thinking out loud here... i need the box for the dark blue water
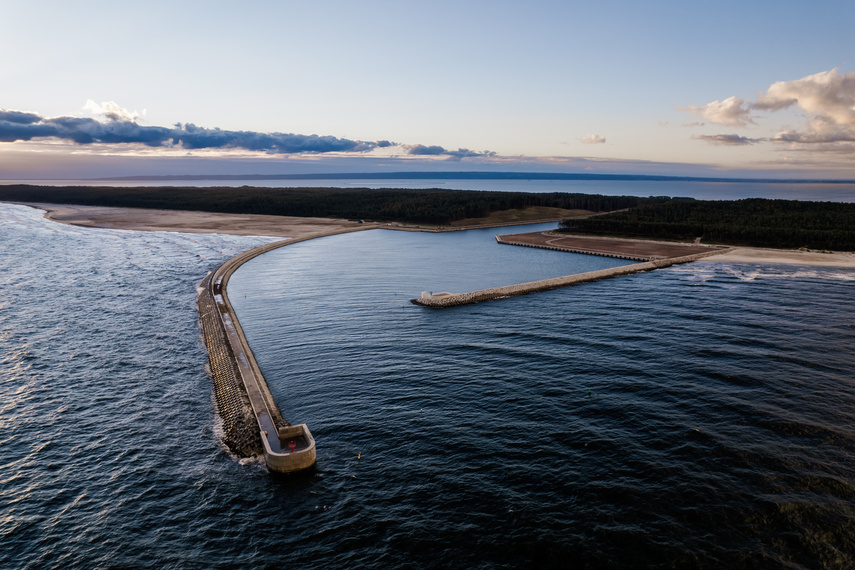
[227,229,855,568]
[2,202,854,568]
[0,204,278,568]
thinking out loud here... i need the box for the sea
[1,179,854,568]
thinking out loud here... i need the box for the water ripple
[2,203,854,568]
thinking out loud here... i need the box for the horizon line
[71,171,855,185]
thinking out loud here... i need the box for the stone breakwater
[495,234,651,261]
[198,272,264,456]
[198,226,374,466]
[412,248,733,308]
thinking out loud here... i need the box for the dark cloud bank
[0,109,484,159]
[402,144,495,160]
[0,109,377,153]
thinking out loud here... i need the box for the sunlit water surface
[1,202,854,568]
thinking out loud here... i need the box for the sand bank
[27,202,366,239]
[708,247,855,268]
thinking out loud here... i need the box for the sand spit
[709,247,855,268]
[29,202,367,238]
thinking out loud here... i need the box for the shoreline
[12,201,855,268]
[26,201,368,239]
[705,246,855,268]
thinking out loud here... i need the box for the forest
[560,198,855,250]
[0,185,663,225]
[4,185,852,250]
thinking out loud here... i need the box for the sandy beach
[708,247,855,268]
[27,202,369,240]
[17,202,855,268]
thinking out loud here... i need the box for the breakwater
[412,248,733,308]
[197,226,374,471]
[495,233,651,261]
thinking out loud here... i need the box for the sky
[1,0,854,180]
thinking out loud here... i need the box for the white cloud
[685,68,855,151]
[580,134,606,144]
[83,100,143,123]
[682,96,754,127]
[754,68,855,146]
[755,67,855,128]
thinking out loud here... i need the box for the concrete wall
[198,226,374,471]
[495,234,652,261]
[412,248,732,308]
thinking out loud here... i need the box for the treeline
[0,185,665,224]
[560,198,855,250]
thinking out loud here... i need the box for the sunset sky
[2,0,854,179]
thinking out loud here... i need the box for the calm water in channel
[1,198,854,568]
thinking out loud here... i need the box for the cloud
[84,100,143,122]
[771,125,855,144]
[402,143,494,159]
[755,68,855,125]
[681,121,705,128]
[681,96,754,127]
[0,105,499,161]
[0,110,42,124]
[691,133,763,146]
[684,68,855,148]
[580,134,606,144]
[0,105,504,162]
[403,144,446,155]
[755,68,855,145]
[175,123,378,153]
[0,106,384,154]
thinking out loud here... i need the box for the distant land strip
[92,171,855,185]
[3,185,854,250]
[0,185,661,225]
